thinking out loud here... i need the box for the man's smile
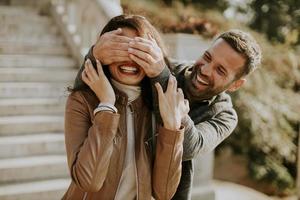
[196,73,209,85]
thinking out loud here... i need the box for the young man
[92,28,262,199]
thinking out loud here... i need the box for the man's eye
[217,67,225,76]
[203,54,210,61]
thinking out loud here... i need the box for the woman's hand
[128,35,166,78]
[82,59,115,104]
[155,76,190,131]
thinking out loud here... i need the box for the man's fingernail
[128,48,133,52]
[129,41,134,45]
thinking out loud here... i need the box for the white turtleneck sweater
[111,79,141,200]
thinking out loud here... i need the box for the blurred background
[0,0,299,199]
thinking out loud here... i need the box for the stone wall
[163,33,215,200]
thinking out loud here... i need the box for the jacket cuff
[150,66,171,84]
[157,126,184,145]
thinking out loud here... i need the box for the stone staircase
[0,5,76,200]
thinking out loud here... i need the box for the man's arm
[181,108,237,160]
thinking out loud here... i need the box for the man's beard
[185,66,229,102]
[185,67,215,101]
[185,77,215,101]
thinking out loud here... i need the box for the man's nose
[201,63,212,76]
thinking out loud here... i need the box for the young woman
[62,15,189,200]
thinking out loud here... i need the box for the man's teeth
[196,74,209,85]
[120,66,138,72]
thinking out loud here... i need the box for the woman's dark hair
[70,14,170,110]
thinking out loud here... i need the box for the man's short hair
[217,29,262,78]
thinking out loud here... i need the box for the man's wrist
[150,65,171,83]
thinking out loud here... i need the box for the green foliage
[227,56,300,194]
[161,0,300,44]
[248,0,300,45]
[160,0,228,11]
[122,0,223,38]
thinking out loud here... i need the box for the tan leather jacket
[62,88,184,200]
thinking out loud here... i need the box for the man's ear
[227,78,246,92]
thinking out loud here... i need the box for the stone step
[0,133,65,158]
[0,14,52,25]
[0,23,59,37]
[0,6,39,17]
[0,14,58,35]
[0,55,76,68]
[192,184,215,200]
[0,178,70,200]
[0,42,69,55]
[0,115,64,136]
[0,67,77,82]
[0,34,64,45]
[0,82,70,98]
[0,155,69,184]
[0,98,65,116]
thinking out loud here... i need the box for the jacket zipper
[82,192,87,200]
[134,156,139,200]
[114,105,129,200]
[129,103,139,200]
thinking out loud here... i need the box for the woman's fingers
[177,88,184,102]
[184,99,190,113]
[85,59,99,81]
[155,82,164,99]
[81,70,91,85]
[166,76,174,94]
[173,76,177,93]
[96,59,104,75]
[167,75,177,94]
[84,60,93,80]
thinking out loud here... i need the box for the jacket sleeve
[150,66,172,125]
[64,92,120,192]
[152,126,184,200]
[181,108,238,161]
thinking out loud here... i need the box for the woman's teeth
[120,66,138,73]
